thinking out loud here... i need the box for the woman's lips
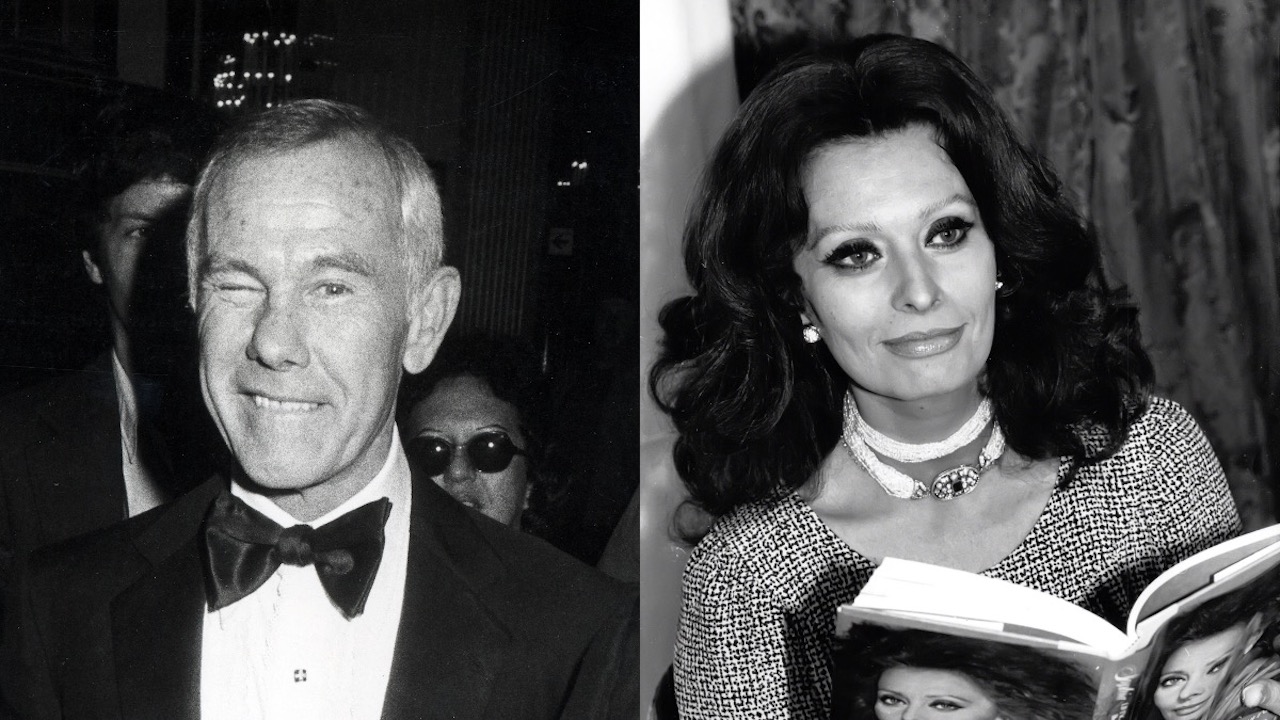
[882,326,964,358]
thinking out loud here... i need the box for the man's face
[195,139,452,515]
[83,176,192,372]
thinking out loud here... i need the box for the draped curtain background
[640,0,1279,713]
[731,0,1280,528]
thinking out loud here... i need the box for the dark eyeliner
[823,239,878,267]
[929,216,974,245]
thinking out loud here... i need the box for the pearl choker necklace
[841,391,1006,500]
[849,396,994,462]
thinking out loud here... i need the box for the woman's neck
[848,383,984,444]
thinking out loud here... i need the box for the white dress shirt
[200,432,412,720]
[110,350,169,516]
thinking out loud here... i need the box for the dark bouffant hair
[649,33,1152,533]
[399,331,548,444]
[831,625,1097,720]
[398,331,563,535]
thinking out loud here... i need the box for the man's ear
[403,265,461,374]
[81,250,104,285]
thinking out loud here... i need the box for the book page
[831,610,1117,720]
[1129,523,1280,633]
[852,557,1130,653]
[1116,547,1280,720]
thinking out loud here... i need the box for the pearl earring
[995,280,1005,291]
[802,324,821,344]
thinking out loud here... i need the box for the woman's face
[874,667,1001,720]
[1154,624,1249,720]
[406,374,530,527]
[792,124,997,407]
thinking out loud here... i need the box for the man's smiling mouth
[249,394,322,413]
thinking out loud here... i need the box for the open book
[832,524,1280,720]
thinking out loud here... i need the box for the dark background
[0,0,639,564]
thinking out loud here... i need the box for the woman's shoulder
[1069,394,1238,528]
[1083,395,1213,473]
[683,491,848,590]
[686,493,811,567]
[1128,395,1205,442]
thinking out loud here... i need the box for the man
[2,100,637,719]
[0,92,219,583]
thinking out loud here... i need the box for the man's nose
[247,295,310,370]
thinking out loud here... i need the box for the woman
[649,34,1241,718]
[1152,622,1258,720]
[1136,575,1280,720]
[830,626,1096,720]
[399,333,555,532]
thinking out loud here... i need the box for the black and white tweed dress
[673,397,1242,720]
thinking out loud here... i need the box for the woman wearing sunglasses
[399,333,546,530]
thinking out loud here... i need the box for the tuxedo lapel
[111,477,221,720]
[381,477,510,720]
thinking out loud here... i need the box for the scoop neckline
[789,457,1071,577]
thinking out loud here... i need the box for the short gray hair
[185,99,443,306]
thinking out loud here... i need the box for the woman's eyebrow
[806,192,975,248]
[916,192,976,220]
[808,219,884,248]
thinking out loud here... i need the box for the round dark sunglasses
[407,431,527,476]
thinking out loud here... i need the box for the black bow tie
[201,490,392,619]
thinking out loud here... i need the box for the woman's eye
[928,218,974,247]
[823,241,880,270]
[319,282,352,297]
[930,700,962,711]
[876,694,903,707]
[1159,674,1184,689]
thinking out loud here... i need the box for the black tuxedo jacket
[0,357,133,571]
[1,471,638,719]
[0,355,215,581]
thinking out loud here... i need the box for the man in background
[0,91,220,587]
